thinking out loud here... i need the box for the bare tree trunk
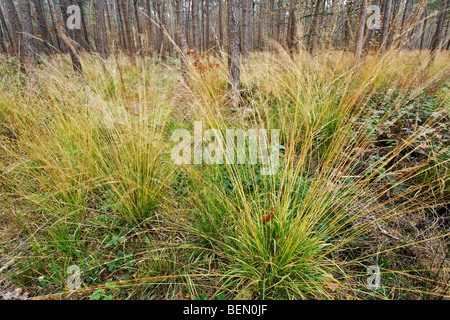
[444,19,450,50]
[307,0,323,54]
[257,0,264,50]
[47,0,63,52]
[160,0,168,60]
[429,0,448,64]
[242,0,252,63]
[0,16,8,54]
[192,0,199,51]
[59,0,83,74]
[176,0,189,82]
[93,0,108,58]
[218,0,223,49]
[154,0,164,60]
[354,0,368,68]
[186,0,191,47]
[1,0,22,53]
[146,0,154,57]
[287,0,297,55]
[31,0,52,55]
[228,0,241,107]
[0,5,13,55]
[381,0,392,53]
[121,0,136,58]
[419,4,428,51]
[133,0,143,55]
[400,0,411,36]
[18,0,37,87]
[115,0,126,52]
[75,0,91,52]
[275,0,282,43]
[200,0,203,50]
[205,0,210,50]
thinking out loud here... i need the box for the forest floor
[0,49,449,300]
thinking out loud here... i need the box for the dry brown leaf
[262,208,275,224]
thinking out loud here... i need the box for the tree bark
[354,0,368,68]
[47,0,64,52]
[419,4,428,51]
[192,0,199,51]
[228,0,241,107]
[257,0,264,50]
[381,0,392,53]
[1,0,22,53]
[307,0,323,54]
[176,0,189,82]
[242,0,252,63]
[145,0,154,57]
[32,0,53,54]
[77,0,91,51]
[429,0,448,64]
[18,0,37,84]
[0,5,13,55]
[59,0,83,74]
[121,0,136,58]
[218,0,223,49]
[93,0,108,58]
[205,0,210,50]
[133,0,143,55]
[115,0,126,52]
[287,0,297,55]
[400,0,411,36]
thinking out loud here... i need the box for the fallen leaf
[262,208,275,224]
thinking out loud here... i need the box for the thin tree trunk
[0,5,13,55]
[115,0,126,52]
[420,4,428,51]
[218,0,223,49]
[76,0,92,52]
[1,0,22,53]
[354,0,368,68]
[257,0,264,50]
[121,0,136,58]
[133,0,143,55]
[381,0,392,53]
[47,0,63,52]
[32,0,53,54]
[307,0,323,54]
[186,0,191,47]
[429,0,448,64]
[276,0,282,43]
[160,0,168,60]
[18,0,37,86]
[176,0,189,82]
[242,0,252,63]
[400,0,411,36]
[205,0,210,50]
[228,0,241,107]
[59,0,83,74]
[154,0,164,59]
[287,0,297,55]
[0,20,7,54]
[192,0,199,51]
[93,0,108,58]
[146,0,154,57]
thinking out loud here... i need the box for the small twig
[369,215,402,242]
